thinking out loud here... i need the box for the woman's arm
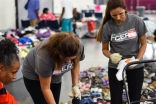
[39,76,56,104]
[102,41,111,58]
[59,8,65,24]
[137,34,147,60]
[71,62,80,85]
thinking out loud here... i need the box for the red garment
[87,21,95,33]
[0,82,18,104]
[6,34,18,44]
[40,13,56,21]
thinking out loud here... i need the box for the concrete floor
[4,13,156,104]
[144,14,156,23]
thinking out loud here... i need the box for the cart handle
[122,59,156,104]
[131,98,156,104]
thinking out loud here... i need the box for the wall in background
[0,0,16,29]
[53,0,94,14]
[17,0,53,29]
[125,0,156,11]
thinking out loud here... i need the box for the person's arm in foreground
[39,76,56,104]
[136,35,147,60]
[102,41,112,58]
[71,62,80,85]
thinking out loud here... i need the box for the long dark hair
[96,0,127,42]
[40,32,81,69]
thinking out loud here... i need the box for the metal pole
[15,0,19,29]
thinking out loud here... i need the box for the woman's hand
[70,62,81,99]
[69,85,81,99]
[110,53,122,64]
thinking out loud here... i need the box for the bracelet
[72,84,79,87]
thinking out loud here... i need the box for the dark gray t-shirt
[101,14,147,68]
[22,38,85,83]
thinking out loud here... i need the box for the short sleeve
[34,0,40,10]
[101,23,111,42]
[35,55,54,78]
[80,43,85,61]
[137,17,148,37]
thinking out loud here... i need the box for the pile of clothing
[0,27,58,59]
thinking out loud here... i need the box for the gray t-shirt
[101,14,147,68]
[22,38,85,83]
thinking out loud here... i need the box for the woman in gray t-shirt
[96,0,147,103]
[22,32,85,104]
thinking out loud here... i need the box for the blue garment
[61,18,72,32]
[27,0,40,20]
[19,37,33,44]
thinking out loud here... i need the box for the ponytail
[96,5,112,42]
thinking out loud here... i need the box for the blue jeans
[61,18,72,32]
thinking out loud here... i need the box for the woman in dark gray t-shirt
[96,0,147,103]
[22,32,85,104]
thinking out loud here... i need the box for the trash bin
[136,6,146,17]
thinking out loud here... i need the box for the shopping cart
[122,60,156,104]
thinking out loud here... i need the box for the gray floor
[4,13,156,104]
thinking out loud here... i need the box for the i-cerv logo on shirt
[111,29,137,42]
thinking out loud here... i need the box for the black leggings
[108,67,144,104]
[23,77,61,104]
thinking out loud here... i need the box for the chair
[89,10,95,14]
[85,13,92,17]
[47,20,59,30]
[95,13,103,19]
[21,20,30,28]
[38,20,47,29]
[81,10,87,13]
